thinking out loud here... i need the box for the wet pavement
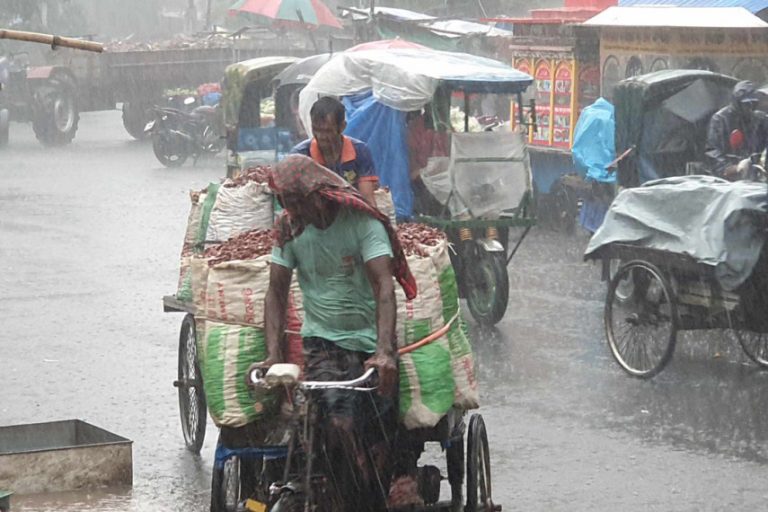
[3,110,768,511]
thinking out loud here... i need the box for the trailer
[0,30,324,146]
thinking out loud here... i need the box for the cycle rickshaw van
[222,56,298,179]
[594,70,739,285]
[584,175,768,378]
[298,47,536,326]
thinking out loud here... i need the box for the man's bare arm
[264,263,293,364]
[364,255,397,396]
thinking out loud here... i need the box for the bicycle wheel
[605,261,678,378]
[466,414,493,512]
[211,453,240,512]
[736,329,768,367]
[446,431,465,512]
[177,314,206,453]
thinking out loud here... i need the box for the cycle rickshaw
[297,47,536,326]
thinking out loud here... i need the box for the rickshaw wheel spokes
[605,261,678,378]
[466,414,493,512]
[736,329,768,368]
[178,314,207,453]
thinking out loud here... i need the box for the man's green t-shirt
[271,208,393,353]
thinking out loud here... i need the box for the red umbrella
[229,0,342,29]
[346,39,430,52]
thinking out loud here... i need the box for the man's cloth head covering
[733,80,759,104]
[269,154,417,300]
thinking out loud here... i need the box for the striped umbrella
[229,0,343,29]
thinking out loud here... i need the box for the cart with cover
[298,48,536,326]
[585,175,768,378]
[601,70,739,287]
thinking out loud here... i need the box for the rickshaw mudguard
[476,238,504,252]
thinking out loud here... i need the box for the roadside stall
[299,47,535,325]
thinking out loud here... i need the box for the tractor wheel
[32,76,79,146]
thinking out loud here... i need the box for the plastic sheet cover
[449,132,531,219]
[342,92,413,219]
[298,48,532,135]
[572,98,616,183]
[585,176,768,290]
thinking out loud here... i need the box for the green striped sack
[178,184,220,302]
[396,253,456,429]
[196,320,278,428]
[428,240,479,410]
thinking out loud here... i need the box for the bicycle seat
[265,363,301,386]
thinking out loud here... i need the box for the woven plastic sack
[202,257,271,326]
[428,240,479,410]
[196,320,278,428]
[374,188,397,225]
[177,190,210,302]
[206,182,273,242]
[396,253,455,429]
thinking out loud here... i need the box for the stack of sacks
[191,228,304,428]
[176,166,273,303]
[396,223,479,429]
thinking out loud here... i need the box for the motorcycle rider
[705,80,768,180]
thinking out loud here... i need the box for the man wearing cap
[706,80,768,180]
[291,96,379,204]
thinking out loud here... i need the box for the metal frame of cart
[589,243,768,378]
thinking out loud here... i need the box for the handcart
[589,241,768,379]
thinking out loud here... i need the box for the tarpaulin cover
[342,91,413,218]
[298,48,533,135]
[585,175,768,290]
[572,98,616,183]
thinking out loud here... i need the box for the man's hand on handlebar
[365,349,397,398]
[245,356,281,386]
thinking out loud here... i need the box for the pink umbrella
[346,39,430,52]
[229,0,342,29]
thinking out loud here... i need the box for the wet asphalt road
[3,110,768,511]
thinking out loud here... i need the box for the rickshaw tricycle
[297,47,537,326]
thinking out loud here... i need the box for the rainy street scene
[3,0,768,511]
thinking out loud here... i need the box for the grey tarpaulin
[584,175,768,290]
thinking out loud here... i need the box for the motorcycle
[144,96,224,167]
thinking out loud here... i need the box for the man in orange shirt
[290,96,378,204]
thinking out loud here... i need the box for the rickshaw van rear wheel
[605,261,678,378]
[466,414,493,512]
[465,247,509,326]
